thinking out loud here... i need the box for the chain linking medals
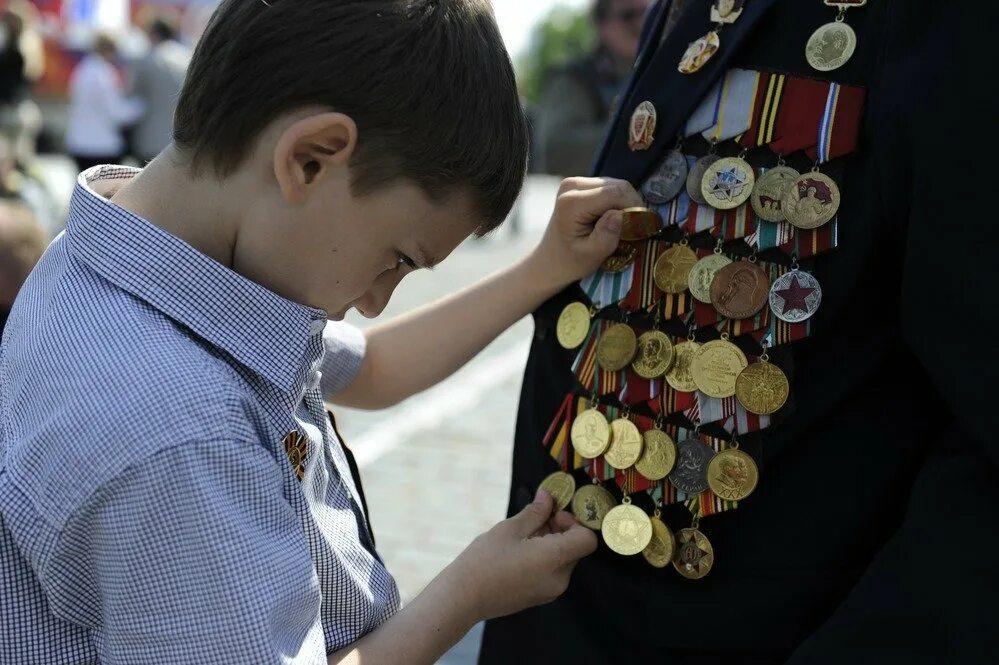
[806,0,867,72]
[556,302,593,350]
[602,496,653,555]
[679,0,744,74]
[572,481,617,530]
[539,471,576,510]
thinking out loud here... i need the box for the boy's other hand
[446,490,598,622]
[527,177,644,289]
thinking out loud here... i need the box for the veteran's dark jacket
[480,1,996,663]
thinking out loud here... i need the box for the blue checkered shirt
[0,167,400,663]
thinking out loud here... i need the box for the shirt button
[309,319,327,336]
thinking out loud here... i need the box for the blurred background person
[533,0,649,176]
[0,0,44,166]
[128,15,190,164]
[0,198,46,333]
[64,32,143,172]
[0,133,59,236]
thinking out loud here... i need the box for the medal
[669,438,714,494]
[628,101,657,151]
[710,0,744,24]
[620,207,663,242]
[601,496,653,555]
[701,155,755,210]
[709,259,771,320]
[556,302,592,350]
[571,481,617,530]
[642,509,676,568]
[673,524,715,579]
[679,30,720,74]
[600,243,638,273]
[570,407,611,459]
[686,154,720,205]
[769,268,822,322]
[635,426,677,481]
[641,149,688,204]
[605,416,644,470]
[538,471,576,511]
[806,1,866,72]
[688,246,733,304]
[665,339,700,392]
[782,170,840,229]
[736,353,790,415]
[691,337,748,398]
[751,165,800,222]
[707,447,759,501]
[596,323,638,372]
[631,330,675,380]
[654,242,698,294]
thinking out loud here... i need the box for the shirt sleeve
[319,321,367,397]
[41,440,327,665]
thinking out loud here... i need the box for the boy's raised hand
[528,177,645,289]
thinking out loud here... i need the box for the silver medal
[686,154,720,206]
[769,269,823,323]
[668,438,714,495]
[641,149,689,204]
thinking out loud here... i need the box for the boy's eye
[397,253,418,270]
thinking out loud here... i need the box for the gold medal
[701,156,755,210]
[782,170,840,229]
[556,302,591,350]
[571,482,617,530]
[678,30,720,74]
[605,417,644,470]
[751,165,800,222]
[673,526,714,579]
[601,497,653,556]
[628,101,657,151]
[642,510,676,568]
[709,259,771,320]
[634,427,677,481]
[710,0,744,23]
[570,408,611,459]
[806,0,865,73]
[620,207,663,242]
[688,252,732,304]
[631,330,675,379]
[596,323,637,372]
[600,243,638,273]
[654,243,698,294]
[691,338,748,398]
[538,471,576,511]
[665,340,700,392]
[707,447,758,501]
[735,359,789,415]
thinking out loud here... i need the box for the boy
[0,0,643,662]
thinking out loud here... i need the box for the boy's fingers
[557,176,610,195]
[587,210,623,255]
[544,523,598,566]
[548,510,580,534]
[559,182,644,226]
[508,490,556,538]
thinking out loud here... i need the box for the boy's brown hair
[173,0,528,232]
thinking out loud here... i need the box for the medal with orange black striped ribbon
[571,320,627,398]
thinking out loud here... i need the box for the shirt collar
[66,166,328,398]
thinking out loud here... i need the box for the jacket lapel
[595,0,781,184]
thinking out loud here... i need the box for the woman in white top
[64,34,144,173]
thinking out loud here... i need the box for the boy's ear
[273,112,358,204]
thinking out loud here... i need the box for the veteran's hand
[445,490,597,622]
[526,176,644,289]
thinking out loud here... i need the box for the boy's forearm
[330,251,564,409]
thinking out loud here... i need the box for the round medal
[673,527,714,579]
[628,101,657,151]
[620,207,663,242]
[691,339,748,398]
[709,260,770,320]
[707,448,759,501]
[641,150,688,204]
[665,340,700,392]
[736,360,789,415]
[654,244,698,294]
[571,483,617,530]
[701,156,755,210]
[642,515,676,568]
[782,171,840,229]
[538,471,576,511]
[635,428,677,481]
[600,243,638,273]
[570,408,611,459]
[769,269,822,323]
[596,323,638,372]
[678,30,720,74]
[601,501,653,555]
[605,418,644,470]
[751,165,800,222]
[806,19,857,72]
[556,302,591,350]
[687,155,720,205]
[688,253,733,304]
[631,330,675,379]
[669,438,714,494]
[710,0,744,24]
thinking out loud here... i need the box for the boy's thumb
[511,490,555,537]
[590,210,623,257]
